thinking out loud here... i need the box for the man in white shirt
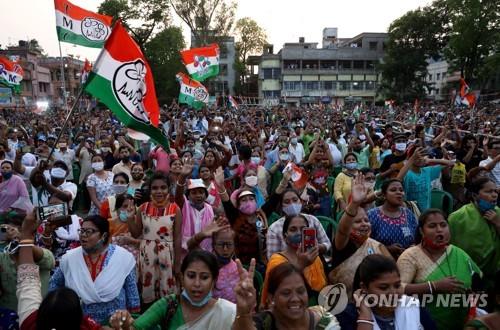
[22,160,77,209]
[479,139,500,189]
[53,138,76,181]
[288,135,305,164]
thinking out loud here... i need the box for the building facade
[258,29,388,105]
[0,41,53,108]
[39,56,84,106]
[191,34,236,96]
[426,58,451,101]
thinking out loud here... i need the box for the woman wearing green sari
[448,177,500,291]
[107,250,236,330]
[397,209,482,330]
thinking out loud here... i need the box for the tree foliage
[437,0,500,84]
[233,17,267,95]
[98,0,170,50]
[144,26,186,104]
[380,0,500,99]
[379,6,446,102]
[169,0,237,46]
[234,18,267,64]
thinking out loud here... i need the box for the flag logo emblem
[112,60,149,124]
[193,87,208,102]
[81,17,110,42]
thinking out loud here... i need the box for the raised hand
[351,173,367,205]
[214,166,225,188]
[20,208,37,240]
[234,258,257,315]
[202,217,231,237]
[409,147,425,165]
[297,245,319,270]
[180,158,195,178]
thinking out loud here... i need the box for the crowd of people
[0,100,499,330]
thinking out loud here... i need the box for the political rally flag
[180,44,219,81]
[458,78,476,108]
[80,58,92,84]
[228,95,239,110]
[0,56,23,93]
[54,0,113,48]
[176,72,209,110]
[84,21,170,151]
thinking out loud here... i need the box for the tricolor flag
[80,58,92,84]
[0,56,23,93]
[54,0,113,48]
[84,21,170,151]
[457,78,476,108]
[228,95,239,109]
[283,162,308,190]
[180,44,219,81]
[176,72,209,110]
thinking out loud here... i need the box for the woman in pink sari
[0,160,29,212]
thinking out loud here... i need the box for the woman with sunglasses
[49,215,140,325]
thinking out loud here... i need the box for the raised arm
[396,147,425,182]
[334,174,367,250]
[174,158,195,208]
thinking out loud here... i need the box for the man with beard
[112,146,134,180]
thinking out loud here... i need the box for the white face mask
[91,162,104,171]
[101,147,111,153]
[245,175,258,187]
[279,153,289,161]
[395,142,407,152]
[112,184,128,195]
[291,137,298,145]
[251,157,261,164]
[364,181,375,190]
[50,167,67,179]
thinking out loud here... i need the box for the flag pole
[48,87,84,161]
[58,40,68,113]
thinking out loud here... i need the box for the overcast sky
[1,0,432,61]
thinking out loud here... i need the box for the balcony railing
[282,67,376,74]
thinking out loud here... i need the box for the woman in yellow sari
[261,214,327,308]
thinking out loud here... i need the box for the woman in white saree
[108,250,236,330]
[49,215,140,325]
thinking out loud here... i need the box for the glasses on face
[78,228,99,237]
[214,242,234,249]
[365,177,376,182]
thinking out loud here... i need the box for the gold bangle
[20,239,35,244]
[176,180,186,187]
[218,189,227,195]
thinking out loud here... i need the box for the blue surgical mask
[181,289,212,307]
[477,198,496,213]
[283,203,302,216]
[286,232,302,248]
[119,210,129,222]
[345,162,358,170]
[1,171,13,180]
[251,157,261,164]
[82,237,106,254]
[216,253,233,266]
